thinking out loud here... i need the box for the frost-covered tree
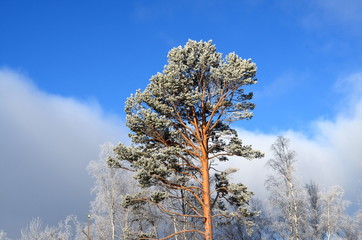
[20,217,76,240]
[305,181,324,239]
[320,185,350,240]
[0,230,10,240]
[20,215,87,240]
[88,143,164,240]
[20,218,56,240]
[339,211,362,240]
[265,136,308,240]
[214,198,274,240]
[88,143,131,240]
[353,210,362,239]
[109,40,263,239]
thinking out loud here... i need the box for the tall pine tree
[109,40,263,239]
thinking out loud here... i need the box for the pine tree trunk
[201,128,212,240]
[201,158,212,240]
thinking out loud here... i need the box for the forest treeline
[1,137,361,240]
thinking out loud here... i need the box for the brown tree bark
[201,125,212,240]
[201,157,212,240]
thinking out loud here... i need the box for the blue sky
[1,0,362,238]
[2,0,362,132]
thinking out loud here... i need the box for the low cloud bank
[0,68,124,237]
[230,72,362,211]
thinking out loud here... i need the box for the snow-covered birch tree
[20,217,77,240]
[20,218,56,240]
[88,143,164,240]
[88,143,130,240]
[109,40,263,240]
[265,136,308,240]
[338,211,362,240]
[0,230,10,240]
[320,185,350,240]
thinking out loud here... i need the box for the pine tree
[109,40,263,239]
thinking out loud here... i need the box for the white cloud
[228,73,362,212]
[0,68,125,237]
